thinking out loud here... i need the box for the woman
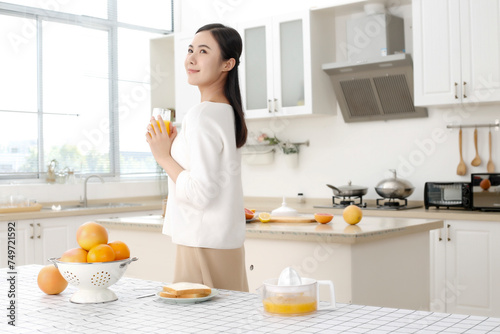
[146,23,249,292]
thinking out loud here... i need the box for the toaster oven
[424,182,471,209]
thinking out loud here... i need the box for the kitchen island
[97,215,443,311]
[3,265,500,333]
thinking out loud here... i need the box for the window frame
[0,1,173,181]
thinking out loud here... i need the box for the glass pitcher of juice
[151,108,172,135]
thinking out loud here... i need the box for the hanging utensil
[457,128,467,176]
[487,127,495,172]
[471,127,482,166]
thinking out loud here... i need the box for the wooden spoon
[457,128,467,176]
[487,129,495,172]
[471,128,481,166]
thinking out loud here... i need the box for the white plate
[155,289,219,304]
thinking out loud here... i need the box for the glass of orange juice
[151,108,171,135]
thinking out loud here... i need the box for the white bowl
[49,257,138,304]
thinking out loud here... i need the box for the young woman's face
[185,31,227,88]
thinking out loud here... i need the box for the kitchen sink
[47,203,142,211]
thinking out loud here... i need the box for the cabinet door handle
[438,228,442,242]
[37,223,41,239]
[267,99,272,113]
[447,224,451,241]
[273,98,278,113]
[30,223,34,239]
[463,82,467,98]
[454,82,458,99]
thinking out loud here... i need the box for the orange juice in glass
[151,108,171,135]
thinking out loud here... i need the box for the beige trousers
[173,245,249,292]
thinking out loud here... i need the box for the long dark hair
[196,23,247,148]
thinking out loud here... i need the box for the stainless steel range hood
[323,53,427,122]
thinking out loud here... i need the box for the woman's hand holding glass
[146,108,177,164]
[151,108,172,135]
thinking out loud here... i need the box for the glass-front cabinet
[240,12,312,118]
[239,10,337,119]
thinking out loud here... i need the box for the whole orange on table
[37,264,68,295]
[76,221,108,251]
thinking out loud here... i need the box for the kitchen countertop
[245,197,500,222]
[97,214,443,244]
[2,195,498,223]
[5,265,500,333]
[0,197,162,222]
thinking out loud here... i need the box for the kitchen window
[0,1,173,180]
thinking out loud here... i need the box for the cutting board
[0,203,43,214]
[253,215,316,223]
[269,216,316,223]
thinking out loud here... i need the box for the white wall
[243,106,500,201]
[178,0,500,201]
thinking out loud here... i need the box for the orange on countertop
[245,208,255,220]
[314,213,333,224]
[343,205,363,225]
[37,264,68,295]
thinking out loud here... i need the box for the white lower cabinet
[0,218,77,267]
[0,220,36,268]
[430,220,500,317]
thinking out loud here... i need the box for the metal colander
[49,257,138,304]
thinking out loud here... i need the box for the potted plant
[257,134,299,168]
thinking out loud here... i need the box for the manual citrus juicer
[259,267,336,316]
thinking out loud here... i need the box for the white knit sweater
[162,101,245,249]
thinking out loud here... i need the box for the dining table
[2,265,500,333]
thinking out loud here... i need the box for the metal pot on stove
[326,181,367,197]
[375,169,414,199]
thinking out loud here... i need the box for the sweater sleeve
[174,107,226,211]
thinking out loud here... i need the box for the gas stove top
[314,196,423,211]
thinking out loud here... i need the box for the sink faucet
[81,175,104,207]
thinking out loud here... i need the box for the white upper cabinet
[413,0,500,107]
[150,35,176,116]
[239,10,337,119]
